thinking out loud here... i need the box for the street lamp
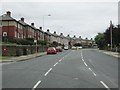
[42,14,51,51]
[34,39,37,57]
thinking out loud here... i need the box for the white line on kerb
[100,81,110,90]
[84,62,88,67]
[32,80,41,90]
[44,68,52,76]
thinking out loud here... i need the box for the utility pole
[110,20,113,51]
[42,14,51,51]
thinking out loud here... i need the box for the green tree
[104,25,120,47]
[50,41,58,47]
[73,43,82,46]
[95,33,107,50]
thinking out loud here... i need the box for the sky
[1,0,119,39]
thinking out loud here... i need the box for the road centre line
[53,62,58,67]
[82,59,84,62]
[84,62,88,67]
[44,68,52,76]
[89,68,92,71]
[59,59,62,62]
[88,68,97,76]
[32,80,41,90]
[32,50,72,89]
[92,72,97,76]
[100,81,111,90]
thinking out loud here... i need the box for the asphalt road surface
[2,49,119,89]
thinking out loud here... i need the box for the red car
[47,47,57,54]
[56,46,63,52]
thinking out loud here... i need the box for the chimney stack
[54,31,56,34]
[31,23,34,26]
[79,36,81,38]
[6,11,11,17]
[21,17,24,22]
[60,33,63,36]
[74,35,76,38]
[67,34,70,37]
[47,29,49,32]
[39,27,42,30]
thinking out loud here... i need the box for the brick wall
[2,45,47,56]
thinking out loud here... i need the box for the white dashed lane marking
[100,81,111,90]
[53,62,58,67]
[44,68,52,76]
[32,80,41,90]
[84,62,88,67]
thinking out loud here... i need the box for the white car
[77,46,82,49]
[64,46,69,50]
[72,46,77,50]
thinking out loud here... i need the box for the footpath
[99,50,120,58]
[0,52,47,63]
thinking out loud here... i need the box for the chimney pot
[31,23,34,26]
[60,33,63,35]
[39,27,42,30]
[79,36,81,38]
[6,11,11,17]
[47,29,49,32]
[21,17,24,22]
[54,31,56,34]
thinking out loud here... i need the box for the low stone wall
[2,45,47,56]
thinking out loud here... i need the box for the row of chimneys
[6,11,82,39]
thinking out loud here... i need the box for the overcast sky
[1,0,119,39]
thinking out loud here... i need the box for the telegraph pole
[110,20,113,51]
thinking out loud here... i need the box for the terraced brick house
[1,11,24,42]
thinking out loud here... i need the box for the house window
[3,32,7,36]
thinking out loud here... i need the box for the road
[2,49,118,89]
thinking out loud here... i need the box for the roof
[52,32,59,37]
[36,29,44,33]
[45,31,52,36]
[0,14,16,21]
[18,20,28,26]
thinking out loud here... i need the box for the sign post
[34,40,37,57]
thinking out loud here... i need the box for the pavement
[98,50,120,58]
[0,52,47,63]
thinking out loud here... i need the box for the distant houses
[0,11,94,48]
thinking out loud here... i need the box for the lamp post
[34,39,37,57]
[42,14,51,51]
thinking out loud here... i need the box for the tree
[95,33,107,49]
[73,43,82,47]
[104,25,120,47]
[50,41,58,47]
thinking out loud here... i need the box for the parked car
[56,46,63,52]
[77,46,82,49]
[72,46,77,50]
[47,47,57,54]
[64,45,69,50]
